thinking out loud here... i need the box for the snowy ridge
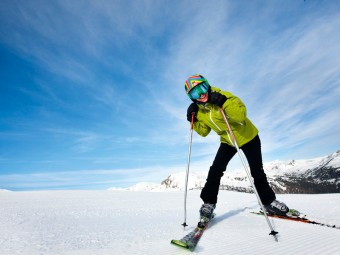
[123,182,167,191]
[120,150,340,193]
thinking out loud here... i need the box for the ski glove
[187,103,198,122]
[209,92,227,107]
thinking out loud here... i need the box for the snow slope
[0,190,339,255]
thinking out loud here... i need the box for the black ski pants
[200,135,275,205]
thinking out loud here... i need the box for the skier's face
[196,92,208,103]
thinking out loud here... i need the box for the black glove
[209,92,227,107]
[186,103,198,122]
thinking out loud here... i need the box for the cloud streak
[0,1,339,190]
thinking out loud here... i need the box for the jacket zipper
[205,105,235,147]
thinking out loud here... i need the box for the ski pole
[182,113,195,228]
[218,107,279,241]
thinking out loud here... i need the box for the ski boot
[198,203,216,228]
[264,200,289,216]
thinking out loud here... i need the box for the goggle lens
[189,82,209,100]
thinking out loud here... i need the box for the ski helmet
[184,74,210,99]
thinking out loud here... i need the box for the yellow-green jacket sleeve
[193,120,211,137]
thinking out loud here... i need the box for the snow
[1,190,340,255]
[115,182,168,192]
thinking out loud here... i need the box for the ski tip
[171,239,190,250]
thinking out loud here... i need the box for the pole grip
[190,112,195,129]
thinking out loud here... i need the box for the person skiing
[184,74,289,222]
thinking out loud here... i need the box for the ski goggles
[188,82,209,100]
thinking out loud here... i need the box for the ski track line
[2,191,340,255]
[186,228,340,255]
[168,212,340,255]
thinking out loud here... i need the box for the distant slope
[121,150,340,193]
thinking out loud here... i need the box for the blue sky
[0,0,339,191]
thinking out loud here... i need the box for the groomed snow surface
[1,190,339,255]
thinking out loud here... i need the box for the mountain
[268,150,340,193]
[124,150,340,194]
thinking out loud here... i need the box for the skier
[184,74,289,222]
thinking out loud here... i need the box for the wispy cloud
[0,165,179,190]
[156,1,340,162]
[0,1,339,190]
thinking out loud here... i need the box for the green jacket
[193,86,258,147]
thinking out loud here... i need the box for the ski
[170,225,208,251]
[171,214,215,252]
[251,209,340,230]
